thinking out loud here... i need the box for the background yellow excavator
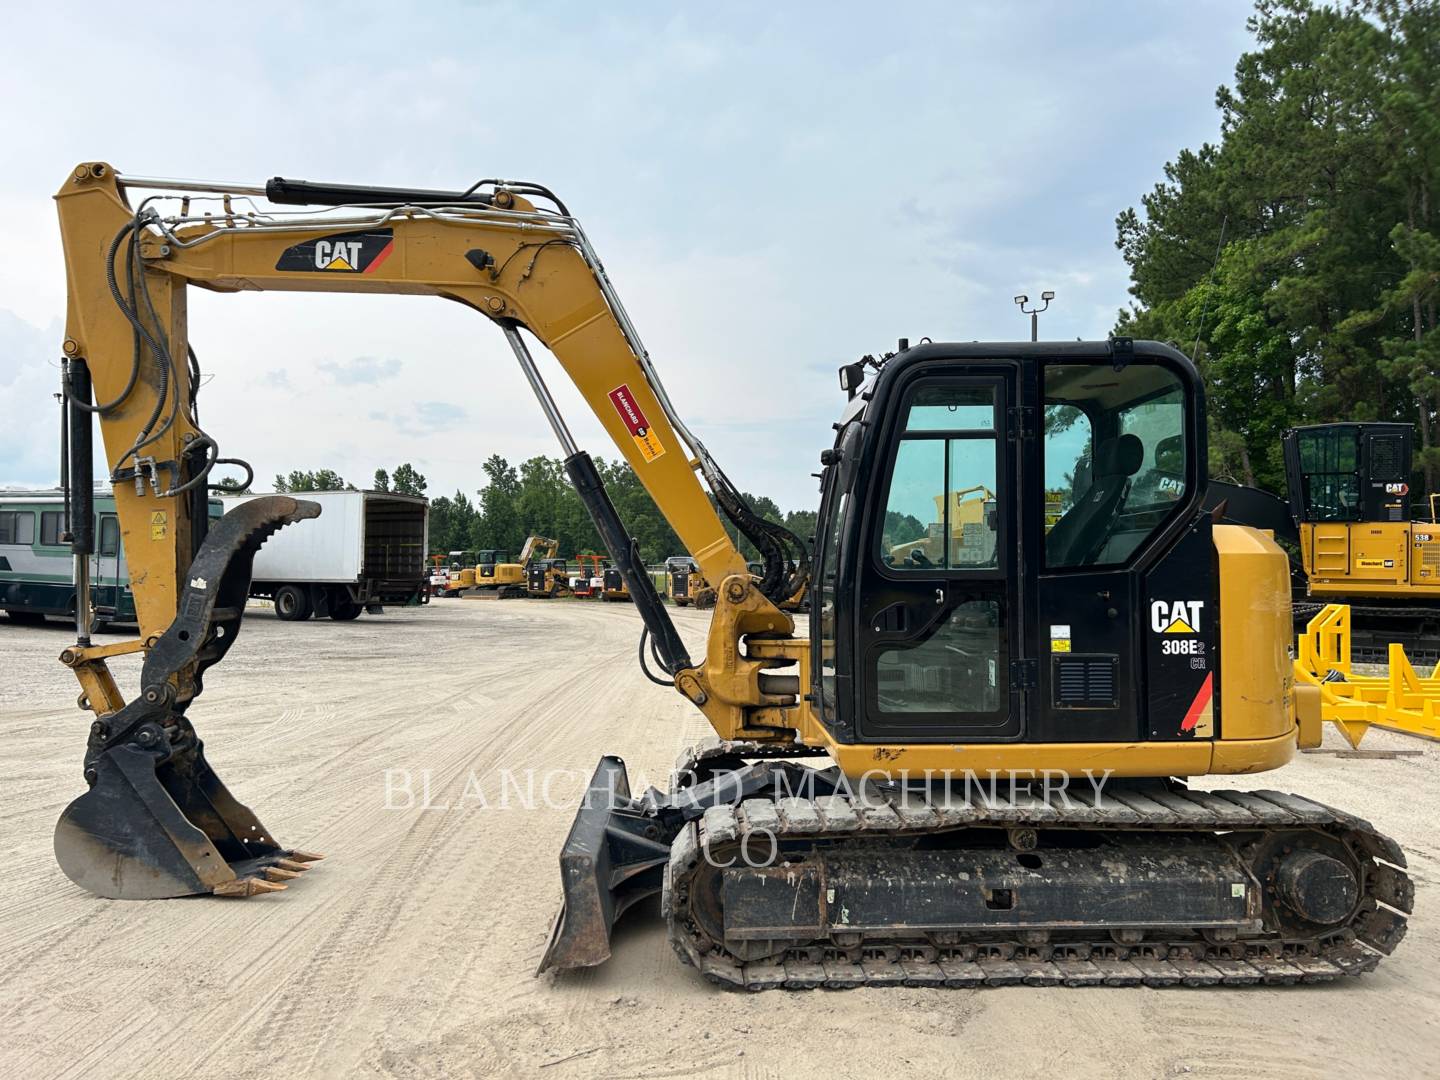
[50,163,1410,988]
[526,556,572,598]
[470,548,507,589]
[1207,423,1439,662]
[440,549,481,596]
[486,535,558,598]
[886,485,997,568]
[665,555,714,608]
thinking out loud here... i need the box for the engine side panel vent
[1052,654,1119,709]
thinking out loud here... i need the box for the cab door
[856,368,1021,741]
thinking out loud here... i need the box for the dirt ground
[0,597,1436,1079]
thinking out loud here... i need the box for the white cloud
[318,356,403,385]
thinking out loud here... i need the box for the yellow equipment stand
[1295,604,1440,747]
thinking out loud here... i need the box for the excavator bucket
[54,496,324,900]
[538,756,678,973]
[54,730,322,898]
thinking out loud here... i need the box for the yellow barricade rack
[1295,604,1440,748]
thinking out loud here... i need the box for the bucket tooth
[262,866,303,882]
[275,858,312,873]
[287,850,325,863]
[214,877,288,897]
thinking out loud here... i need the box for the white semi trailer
[220,490,428,620]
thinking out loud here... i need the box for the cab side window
[40,511,63,546]
[878,385,999,571]
[817,491,848,709]
[868,380,1005,724]
[1044,364,1188,567]
[1044,405,1092,530]
[1296,428,1360,521]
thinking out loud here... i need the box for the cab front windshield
[1043,364,1188,567]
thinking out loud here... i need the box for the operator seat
[1045,433,1144,566]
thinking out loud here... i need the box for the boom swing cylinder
[50,164,1409,990]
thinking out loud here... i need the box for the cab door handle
[872,602,909,633]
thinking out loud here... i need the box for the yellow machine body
[1301,520,1440,598]
[491,536,558,595]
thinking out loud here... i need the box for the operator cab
[1283,422,1414,524]
[475,548,507,579]
[813,339,1215,747]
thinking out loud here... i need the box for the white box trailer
[220,490,428,621]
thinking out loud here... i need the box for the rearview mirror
[1155,434,1183,474]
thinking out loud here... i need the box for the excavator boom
[52,163,806,905]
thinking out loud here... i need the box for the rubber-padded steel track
[661,749,1411,990]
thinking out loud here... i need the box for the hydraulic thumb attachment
[54,496,324,899]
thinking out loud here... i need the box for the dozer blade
[538,756,678,974]
[54,496,324,900]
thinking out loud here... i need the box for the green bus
[0,490,219,630]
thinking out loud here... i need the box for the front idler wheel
[1276,849,1360,925]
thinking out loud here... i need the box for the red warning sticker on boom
[608,384,665,463]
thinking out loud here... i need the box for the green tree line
[267,457,815,565]
[1116,0,1440,495]
[272,468,354,493]
[428,454,817,564]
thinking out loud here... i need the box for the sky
[0,0,1255,513]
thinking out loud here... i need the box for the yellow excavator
[886,485,997,568]
[50,163,1410,988]
[469,548,508,590]
[665,555,714,608]
[526,556,573,598]
[492,535,558,598]
[1206,424,1439,663]
[439,549,480,596]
